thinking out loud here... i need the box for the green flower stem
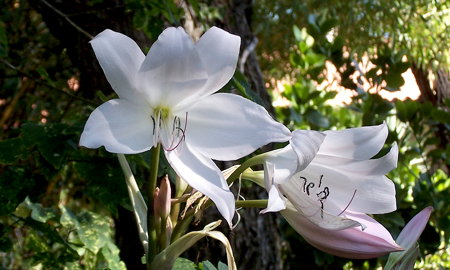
[241,170,265,187]
[235,199,268,208]
[226,153,267,185]
[170,215,194,243]
[171,176,188,228]
[159,217,169,250]
[147,144,161,268]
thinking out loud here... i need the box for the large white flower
[79,27,291,225]
[262,123,398,230]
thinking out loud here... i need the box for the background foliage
[1,0,449,269]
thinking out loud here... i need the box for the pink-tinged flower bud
[281,204,403,259]
[384,207,433,270]
[153,187,161,217]
[154,175,171,219]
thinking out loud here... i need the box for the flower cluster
[80,26,431,267]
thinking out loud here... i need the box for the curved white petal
[290,130,325,171]
[260,185,286,214]
[343,211,398,247]
[348,175,396,214]
[79,99,153,154]
[194,27,240,97]
[281,205,401,259]
[138,27,208,108]
[313,143,398,176]
[319,123,388,160]
[264,145,298,185]
[261,161,287,213]
[297,161,396,215]
[90,29,147,104]
[185,93,291,161]
[165,144,235,226]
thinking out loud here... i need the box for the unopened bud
[155,175,172,219]
[153,187,161,217]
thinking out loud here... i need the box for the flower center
[151,107,188,151]
[295,173,357,218]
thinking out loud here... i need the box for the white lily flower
[263,123,398,230]
[79,27,291,225]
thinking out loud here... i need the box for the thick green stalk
[226,153,267,184]
[170,215,194,243]
[235,199,268,208]
[147,144,161,269]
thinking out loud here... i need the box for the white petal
[185,93,291,161]
[313,143,398,176]
[138,27,208,108]
[260,185,286,214]
[264,145,298,185]
[319,123,388,160]
[90,29,147,104]
[79,99,153,154]
[290,130,325,171]
[261,161,287,213]
[348,175,396,214]
[195,27,240,97]
[298,161,396,215]
[281,205,401,259]
[165,144,235,226]
[343,211,398,247]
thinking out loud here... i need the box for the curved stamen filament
[337,189,357,216]
[164,112,188,152]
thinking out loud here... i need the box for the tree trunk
[411,64,449,173]
[30,0,150,99]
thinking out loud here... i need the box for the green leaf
[217,262,228,270]
[21,123,79,168]
[24,197,57,223]
[173,258,198,270]
[151,221,236,270]
[385,73,405,91]
[305,109,330,128]
[0,166,37,216]
[201,261,217,270]
[293,25,302,41]
[0,137,28,164]
[323,91,338,100]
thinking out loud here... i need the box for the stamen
[154,110,161,147]
[301,177,307,193]
[151,115,156,135]
[164,112,188,152]
[337,189,357,216]
[306,182,315,196]
[231,172,244,230]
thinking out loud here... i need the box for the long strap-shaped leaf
[150,220,237,270]
[117,154,148,253]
